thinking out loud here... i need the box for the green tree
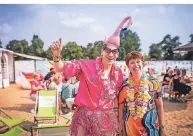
[80,46,89,59]
[29,35,44,56]
[148,43,162,60]
[6,40,18,51]
[89,41,103,59]
[118,47,127,61]
[61,42,84,60]
[20,40,29,54]
[6,39,30,60]
[6,39,29,53]
[85,43,93,59]
[160,34,181,60]
[118,30,141,60]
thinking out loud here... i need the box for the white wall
[14,60,35,82]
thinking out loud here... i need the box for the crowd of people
[161,66,192,102]
[29,68,79,115]
[27,16,192,136]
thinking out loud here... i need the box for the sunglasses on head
[103,47,119,54]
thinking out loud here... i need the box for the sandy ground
[0,84,69,136]
[0,84,193,136]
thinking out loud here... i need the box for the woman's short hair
[125,51,144,65]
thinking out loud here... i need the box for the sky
[0,4,193,54]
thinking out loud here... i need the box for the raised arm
[50,38,64,73]
[50,38,81,77]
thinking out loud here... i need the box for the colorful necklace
[126,74,152,119]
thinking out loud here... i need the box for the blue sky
[0,4,193,54]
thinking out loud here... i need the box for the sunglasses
[103,47,119,54]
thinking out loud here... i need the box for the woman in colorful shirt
[119,51,166,136]
[50,16,132,136]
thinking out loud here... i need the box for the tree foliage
[61,42,84,60]
[148,43,162,60]
[160,34,181,60]
[2,31,192,60]
[28,35,44,56]
[118,30,141,60]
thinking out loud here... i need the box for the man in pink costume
[50,16,133,136]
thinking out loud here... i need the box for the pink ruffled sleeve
[63,60,81,77]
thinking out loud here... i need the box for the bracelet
[53,56,61,62]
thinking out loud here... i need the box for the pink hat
[104,16,133,47]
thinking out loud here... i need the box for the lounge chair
[34,90,59,125]
[32,90,71,136]
[0,109,27,136]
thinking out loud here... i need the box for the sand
[0,84,193,136]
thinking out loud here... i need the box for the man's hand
[50,38,62,57]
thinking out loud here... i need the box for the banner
[145,60,192,74]
[39,96,56,107]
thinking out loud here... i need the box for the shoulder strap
[118,79,129,96]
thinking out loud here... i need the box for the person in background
[162,69,174,99]
[44,68,55,81]
[30,72,47,113]
[119,51,166,136]
[166,67,171,73]
[48,73,64,114]
[61,77,74,115]
[73,78,80,97]
[169,69,191,102]
[50,16,132,136]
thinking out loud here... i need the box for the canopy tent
[174,42,193,51]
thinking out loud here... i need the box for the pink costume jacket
[63,57,123,111]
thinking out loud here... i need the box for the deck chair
[32,91,71,136]
[0,109,27,135]
[34,90,59,125]
[0,127,24,136]
[31,118,71,136]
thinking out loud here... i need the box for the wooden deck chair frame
[0,109,28,134]
[31,116,71,136]
[34,90,59,125]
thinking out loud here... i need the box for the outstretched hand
[50,38,62,57]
